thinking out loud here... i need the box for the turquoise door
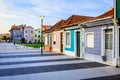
[76,31,80,57]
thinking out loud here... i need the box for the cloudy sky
[0,0,113,33]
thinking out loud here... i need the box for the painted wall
[43,32,52,51]
[84,26,102,55]
[11,30,22,43]
[24,26,34,43]
[34,28,41,43]
[84,25,114,55]
[64,28,83,57]
[65,30,74,52]
[52,30,63,53]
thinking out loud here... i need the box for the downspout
[113,0,119,67]
[79,24,84,59]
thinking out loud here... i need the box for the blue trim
[65,30,74,52]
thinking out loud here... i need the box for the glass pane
[66,32,70,46]
[105,29,113,50]
[86,34,94,47]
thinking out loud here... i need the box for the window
[35,35,37,37]
[105,29,113,50]
[66,32,70,46]
[31,31,33,33]
[26,31,27,33]
[86,33,94,48]
[25,35,27,38]
[17,35,18,38]
[45,36,48,45]
[38,35,40,38]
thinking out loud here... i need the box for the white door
[105,29,113,63]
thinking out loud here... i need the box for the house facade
[10,24,34,43]
[34,28,41,43]
[43,30,53,51]
[24,26,34,43]
[10,24,22,43]
[81,8,117,66]
[34,25,49,44]
[0,33,10,42]
[43,8,120,67]
[49,20,65,53]
[64,15,94,57]
[52,30,64,53]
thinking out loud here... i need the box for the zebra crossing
[0,43,120,80]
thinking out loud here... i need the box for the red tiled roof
[50,20,65,30]
[42,25,50,31]
[61,15,94,28]
[43,28,51,33]
[95,8,114,20]
[43,7,114,32]
[11,24,20,30]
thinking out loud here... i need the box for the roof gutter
[80,17,113,28]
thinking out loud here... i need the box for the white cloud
[0,0,113,33]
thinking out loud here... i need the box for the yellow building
[0,33,10,42]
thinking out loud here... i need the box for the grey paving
[82,74,120,80]
[0,54,64,58]
[0,43,120,80]
[0,58,82,65]
[0,62,108,77]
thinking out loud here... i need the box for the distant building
[24,26,34,43]
[34,25,50,43]
[0,33,10,42]
[9,24,22,43]
[34,28,41,43]
[10,24,34,43]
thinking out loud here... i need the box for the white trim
[64,25,79,30]
[82,28,85,58]
[117,27,120,66]
[101,26,113,56]
[113,23,119,66]
[84,53,107,64]
[65,31,71,48]
[85,32,94,48]
[80,17,113,26]
[101,26,114,65]
[64,50,76,57]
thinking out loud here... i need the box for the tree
[21,38,26,43]
[2,36,7,42]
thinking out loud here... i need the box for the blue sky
[0,0,113,33]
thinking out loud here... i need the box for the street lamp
[40,16,45,55]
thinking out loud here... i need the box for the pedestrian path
[0,42,40,52]
[0,43,120,80]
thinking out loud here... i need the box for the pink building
[44,20,65,53]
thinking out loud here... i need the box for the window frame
[105,29,113,50]
[65,31,71,48]
[85,32,94,48]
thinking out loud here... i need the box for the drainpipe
[113,0,119,68]
[113,20,119,67]
[78,24,84,59]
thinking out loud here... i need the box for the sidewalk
[0,43,120,80]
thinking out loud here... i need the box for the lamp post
[40,16,45,55]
